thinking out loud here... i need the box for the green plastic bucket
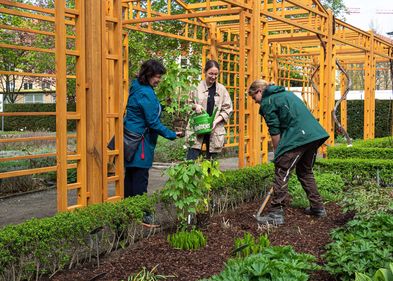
[192,108,217,135]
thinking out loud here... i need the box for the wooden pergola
[0,0,392,211]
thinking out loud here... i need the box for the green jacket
[259,85,329,160]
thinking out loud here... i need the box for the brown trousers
[270,140,324,211]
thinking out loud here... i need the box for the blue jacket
[124,79,176,168]
[260,85,329,160]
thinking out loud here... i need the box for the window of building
[42,82,51,89]
[24,94,44,103]
[23,82,33,90]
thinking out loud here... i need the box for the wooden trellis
[0,0,392,211]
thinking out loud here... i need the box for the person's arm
[213,86,233,128]
[140,91,176,140]
[271,134,281,152]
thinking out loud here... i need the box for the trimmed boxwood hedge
[327,146,393,160]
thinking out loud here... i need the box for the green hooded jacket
[259,85,329,160]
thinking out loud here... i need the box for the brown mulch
[47,200,353,281]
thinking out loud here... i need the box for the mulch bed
[48,200,353,281]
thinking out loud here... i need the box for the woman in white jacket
[186,60,233,160]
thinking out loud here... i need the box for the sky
[342,0,393,36]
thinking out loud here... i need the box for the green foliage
[122,265,176,281]
[167,229,206,250]
[355,263,393,281]
[340,184,393,219]
[288,172,345,208]
[232,233,270,258]
[3,103,76,132]
[154,136,186,162]
[323,213,393,281]
[352,137,393,148]
[336,101,393,139]
[201,244,319,281]
[157,58,200,124]
[0,195,155,281]
[315,158,393,186]
[210,164,274,213]
[328,146,393,160]
[161,159,222,229]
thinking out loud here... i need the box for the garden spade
[254,186,274,220]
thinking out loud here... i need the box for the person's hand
[192,104,203,114]
[176,131,184,138]
[212,115,223,129]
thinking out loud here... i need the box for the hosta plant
[167,229,206,250]
[232,232,270,258]
[355,263,393,281]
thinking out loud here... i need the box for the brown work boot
[304,207,327,217]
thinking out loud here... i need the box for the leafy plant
[161,159,222,229]
[232,232,270,258]
[355,263,393,281]
[201,244,319,281]
[167,229,206,250]
[323,213,393,281]
[340,184,393,219]
[156,58,200,130]
[122,265,176,281]
[288,172,345,208]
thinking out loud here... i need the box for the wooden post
[364,31,376,140]
[85,0,103,204]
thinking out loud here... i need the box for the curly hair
[137,59,166,85]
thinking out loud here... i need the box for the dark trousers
[270,140,324,211]
[124,167,149,198]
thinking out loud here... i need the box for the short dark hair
[137,59,166,85]
[204,60,220,73]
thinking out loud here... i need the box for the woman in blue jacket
[124,60,182,202]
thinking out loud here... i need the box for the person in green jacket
[248,79,329,225]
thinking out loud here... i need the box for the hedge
[315,158,393,186]
[0,164,274,281]
[327,146,393,160]
[336,100,393,139]
[3,103,76,132]
[352,136,393,148]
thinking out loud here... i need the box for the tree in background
[320,0,348,20]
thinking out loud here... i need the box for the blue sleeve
[139,90,176,140]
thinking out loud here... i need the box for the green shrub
[328,146,393,160]
[4,103,76,132]
[167,229,206,250]
[336,100,393,139]
[353,137,393,148]
[201,244,319,281]
[288,172,345,208]
[323,213,393,281]
[340,185,393,219]
[232,232,270,258]
[210,164,274,214]
[355,263,393,281]
[315,158,393,186]
[154,137,186,162]
[0,195,154,281]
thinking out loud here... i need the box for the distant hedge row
[337,100,393,139]
[3,103,76,132]
[3,100,392,137]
